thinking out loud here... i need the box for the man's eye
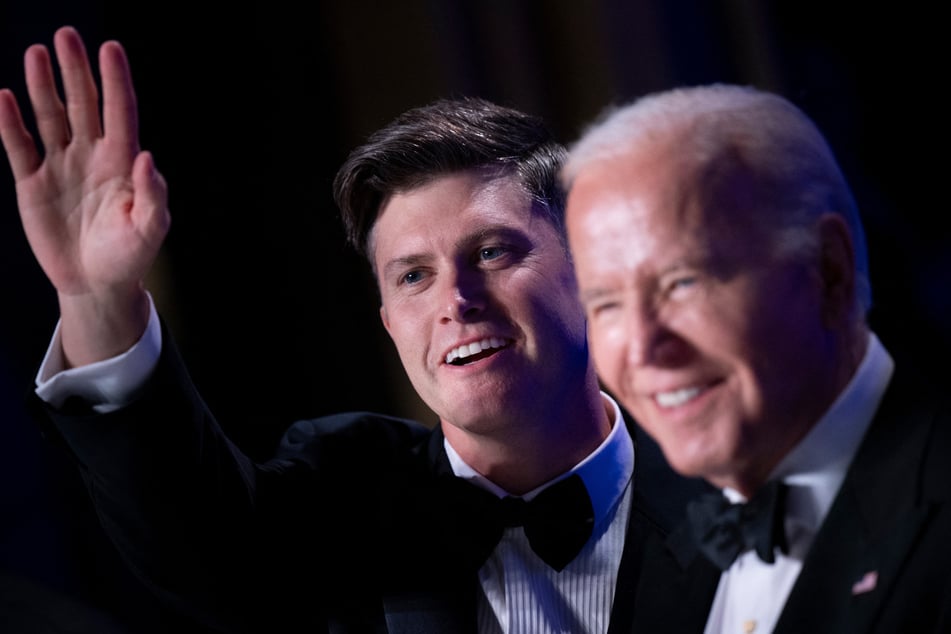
[664,275,698,296]
[588,303,616,319]
[402,270,424,285]
[479,246,506,261]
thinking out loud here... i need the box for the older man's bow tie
[686,479,788,571]
[444,473,595,572]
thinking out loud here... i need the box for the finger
[0,89,42,179]
[54,25,103,141]
[24,42,70,153]
[131,151,171,244]
[100,39,138,158]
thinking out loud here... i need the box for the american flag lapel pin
[851,570,878,596]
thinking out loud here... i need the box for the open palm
[0,26,168,300]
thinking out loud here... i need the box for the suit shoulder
[275,412,432,466]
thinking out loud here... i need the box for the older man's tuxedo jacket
[637,358,951,633]
[29,328,708,633]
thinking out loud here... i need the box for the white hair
[562,83,872,313]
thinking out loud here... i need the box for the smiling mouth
[655,386,704,408]
[445,337,510,365]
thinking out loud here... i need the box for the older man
[562,84,951,633]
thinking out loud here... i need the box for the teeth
[446,337,507,364]
[655,386,701,408]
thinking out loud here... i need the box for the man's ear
[817,213,857,328]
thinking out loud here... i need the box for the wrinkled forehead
[569,142,776,256]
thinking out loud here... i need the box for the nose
[439,267,487,323]
[620,301,685,368]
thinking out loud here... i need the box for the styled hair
[562,83,872,313]
[333,96,567,263]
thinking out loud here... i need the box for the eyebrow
[382,253,431,280]
[466,224,521,244]
[578,285,616,304]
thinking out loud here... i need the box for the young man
[0,26,702,633]
[562,83,951,633]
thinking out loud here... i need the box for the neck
[718,325,871,499]
[443,388,613,495]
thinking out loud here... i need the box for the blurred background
[1,1,947,631]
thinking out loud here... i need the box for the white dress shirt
[35,293,636,634]
[446,395,633,634]
[703,333,894,634]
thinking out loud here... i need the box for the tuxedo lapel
[774,485,932,633]
[775,363,938,633]
[383,426,478,634]
[609,488,721,634]
[609,420,718,634]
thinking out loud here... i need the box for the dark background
[1,1,947,631]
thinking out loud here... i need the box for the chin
[666,456,708,479]
[659,438,722,481]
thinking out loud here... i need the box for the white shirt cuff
[34,293,162,412]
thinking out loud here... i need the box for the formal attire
[28,299,708,633]
[644,334,951,633]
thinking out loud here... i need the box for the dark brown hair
[333,96,567,261]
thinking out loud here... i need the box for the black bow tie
[440,473,595,572]
[685,479,789,571]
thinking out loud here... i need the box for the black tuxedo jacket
[639,360,951,633]
[30,330,708,633]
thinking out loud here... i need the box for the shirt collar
[766,332,894,531]
[444,391,633,528]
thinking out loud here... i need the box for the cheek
[539,284,586,329]
[382,307,424,364]
[588,322,624,389]
[684,290,757,360]
[388,332,416,370]
[537,261,584,314]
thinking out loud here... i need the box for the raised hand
[0,26,169,366]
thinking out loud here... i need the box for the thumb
[131,150,171,244]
